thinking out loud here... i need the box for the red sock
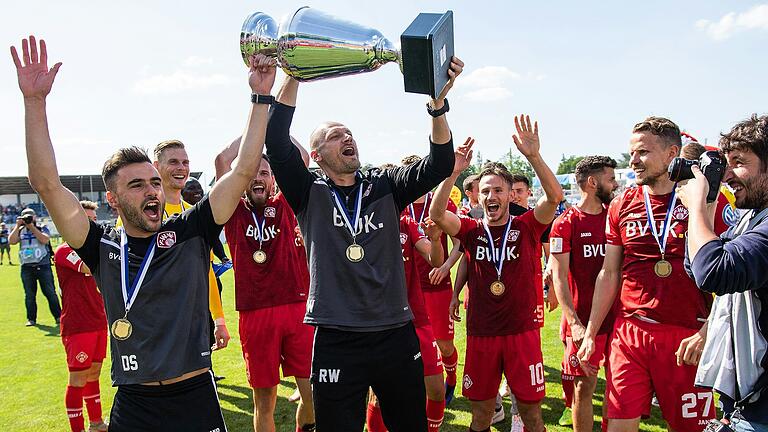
[426,398,445,432]
[601,418,608,432]
[443,349,458,387]
[82,380,103,423]
[65,385,84,432]
[561,372,575,408]
[366,403,387,432]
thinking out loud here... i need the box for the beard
[735,175,768,210]
[634,165,668,187]
[596,184,615,205]
[119,197,160,233]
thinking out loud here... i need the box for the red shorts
[462,329,545,403]
[416,324,443,377]
[562,333,610,377]
[239,302,313,388]
[62,330,107,371]
[607,317,715,431]
[423,288,454,340]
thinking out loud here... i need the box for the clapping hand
[10,35,62,100]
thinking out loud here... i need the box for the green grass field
[0,242,670,431]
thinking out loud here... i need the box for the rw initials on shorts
[318,368,341,383]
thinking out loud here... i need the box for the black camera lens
[668,157,698,182]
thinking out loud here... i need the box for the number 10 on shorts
[529,362,544,386]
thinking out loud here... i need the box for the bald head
[310,121,345,151]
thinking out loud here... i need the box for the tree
[616,153,630,168]
[501,149,535,183]
[556,155,584,174]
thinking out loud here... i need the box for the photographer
[9,208,61,327]
[680,114,768,431]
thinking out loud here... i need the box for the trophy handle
[240,12,279,66]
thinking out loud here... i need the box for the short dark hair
[79,200,98,211]
[633,116,682,151]
[102,146,152,191]
[401,155,421,166]
[574,155,617,186]
[153,140,185,161]
[462,174,479,192]
[681,143,706,160]
[509,173,530,188]
[478,165,516,189]
[720,114,768,171]
[378,163,396,170]
[481,161,508,172]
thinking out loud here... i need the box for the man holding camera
[681,114,768,432]
[578,117,715,431]
[9,207,61,326]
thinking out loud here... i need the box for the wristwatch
[426,98,449,117]
[251,94,275,105]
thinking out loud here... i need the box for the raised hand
[10,36,62,100]
[452,136,475,175]
[435,56,465,103]
[512,114,540,158]
[248,53,277,95]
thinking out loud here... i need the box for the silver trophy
[240,7,454,98]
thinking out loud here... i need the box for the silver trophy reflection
[240,7,454,98]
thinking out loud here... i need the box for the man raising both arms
[549,156,618,432]
[264,54,462,431]
[431,115,564,432]
[12,35,275,431]
[578,117,715,431]
[215,137,316,432]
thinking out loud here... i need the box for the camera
[668,150,726,203]
[20,215,33,225]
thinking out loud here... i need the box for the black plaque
[400,11,454,98]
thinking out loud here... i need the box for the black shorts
[311,321,426,432]
[109,370,226,432]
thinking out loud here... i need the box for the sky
[2,1,767,182]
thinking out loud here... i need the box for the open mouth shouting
[341,144,357,158]
[142,199,162,222]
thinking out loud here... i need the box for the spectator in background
[0,222,13,265]
[9,208,61,326]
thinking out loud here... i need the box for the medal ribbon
[329,176,363,242]
[250,209,267,251]
[642,185,677,257]
[408,192,432,226]
[482,216,513,280]
[120,229,157,313]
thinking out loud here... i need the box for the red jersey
[404,196,457,292]
[399,216,430,327]
[53,243,107,336]
[606,187,710,329]
[549,205,614,336]
[225,193,309,311]
[455,211,549,336]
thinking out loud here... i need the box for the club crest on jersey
[400,233,408,244]
[264,207,276,218]
[507,230,520,242]
[568,353,580,369]
[672,204,689,220]
[156,231,177,249]
[76,352,88,363]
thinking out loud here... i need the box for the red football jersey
[225,193,309,311]
[405,197,457,292]
[53,243,107,336]
[399,216,430,327]
[606,187,710,329]
[455,211,548,336]
[549,205,614,336]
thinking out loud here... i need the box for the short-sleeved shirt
[455,211,549,336]
[53,243,107,336]
[606,187,710,329]
[224,193,308,311]
[0,228,9,245]
[75,195,222,385]
[404,197,457,292]
[18,225,51,265]
[399,216,430,327]
[549,205,614,336]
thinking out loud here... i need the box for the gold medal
[111,318,133,340]
[253,250,267,264]
[654,259,672,278]
[346,244,365,262]
[490,280,506,296]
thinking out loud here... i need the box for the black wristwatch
[426,98,449,117]
[251,94,275,105]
